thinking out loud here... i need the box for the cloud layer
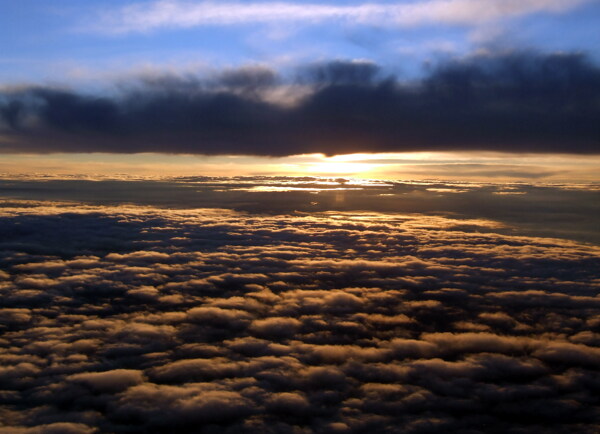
[1,176,599,244]
[89,0,591,34]
[0,199,599,432]
[1,51,600,156]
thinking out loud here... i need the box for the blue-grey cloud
[1,51,599,156]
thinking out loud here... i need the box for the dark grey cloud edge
[1,51,599,156]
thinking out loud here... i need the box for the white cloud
[88,0,591,34]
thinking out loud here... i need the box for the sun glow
[1,152,599,183]
[305,160,379,175]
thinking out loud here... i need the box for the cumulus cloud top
[0,199,599,432]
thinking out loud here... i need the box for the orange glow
[0,151,599,183]
[304,160,380,176]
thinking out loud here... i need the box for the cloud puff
[0,198,599,432]
[1,51,599,156]
[66,369,146,393]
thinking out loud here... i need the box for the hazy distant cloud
[87,0,592,34]
[1,51,599,156]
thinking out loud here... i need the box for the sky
[1,0,600,180]
[1,0,600,82]
[1,3,600,433]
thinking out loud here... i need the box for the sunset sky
[1,0,600,180]
[1,2,600,434]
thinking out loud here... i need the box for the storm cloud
[1,51,599,156]
[0,192,599,433]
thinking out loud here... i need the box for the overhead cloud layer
[1,51,599,156]
[0,197,599,433]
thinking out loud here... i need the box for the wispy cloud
[86,0,591,34]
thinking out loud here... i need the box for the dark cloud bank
[1,51,600,156]
[0,190,599,433]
